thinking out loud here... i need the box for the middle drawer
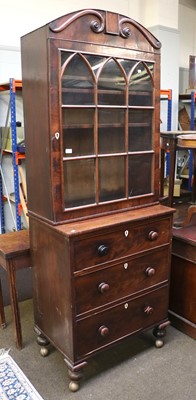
[75,247,170,315]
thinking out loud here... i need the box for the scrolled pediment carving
[49,9,104,34]
[119,17,161,48]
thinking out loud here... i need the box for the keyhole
[125,230,129,237]
[55,132,60,140]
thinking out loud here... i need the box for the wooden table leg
[7,260,23,349]
[160,148,165,198]
[0,277,6,328]
[168,148,176,207]
[192,149,196,203]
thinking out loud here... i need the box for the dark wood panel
[73,217,171,270]
[75,247,170,314]
[169,254,196,339]
[77,286,168,358]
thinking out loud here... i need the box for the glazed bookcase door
[61,51,155,210]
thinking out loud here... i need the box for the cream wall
[0,0,132,48]
[0,0,142,82]
[142,0,178,29]
[179,3,196,69]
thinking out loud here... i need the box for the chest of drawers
[30,204,174,391]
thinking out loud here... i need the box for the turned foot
[68,379,80,392]
[153,321,170,348]
[65,360,87,392]
[155,339,164,348]
[37,334,50,357]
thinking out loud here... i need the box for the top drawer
[73,217,171,270]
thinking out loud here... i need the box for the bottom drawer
[77,286,168,358]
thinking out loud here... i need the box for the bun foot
[153,321,170,348]
[69,381,79,392]
[40,346,49,357]
[66,360,87,392]
[37,333,50,357]
[155,339,164,348]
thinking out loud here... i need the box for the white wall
[0,0,132,48]
[0,0,144,82]
[144,0,179,130]
[142,0,178,29]
[179,3,196,69]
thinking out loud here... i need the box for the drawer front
[75,247,170,315]
[76,286,168,358]
[74,218,171,270]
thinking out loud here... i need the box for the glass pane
[85,55,107,76]
[98,109,125,154]
[128,110,153,151]
[61,53,94,105]
[62,109,94,156]
[99,156,125,202]
[118,59,137,76]
[129,62,153,106]
[128,154,152,197]
[61,51,72,66]
[98,59,126,105]
[64,159,95,208]
[146,62,154,76]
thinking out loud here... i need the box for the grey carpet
[0,299,195,400]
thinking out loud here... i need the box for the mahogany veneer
[21,9,174,391]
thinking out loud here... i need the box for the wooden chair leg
[0,277,6,328]
[7,260,23,349]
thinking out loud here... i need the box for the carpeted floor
[0,299,195,400]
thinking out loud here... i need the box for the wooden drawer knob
[148,231,158,241]
[145,267,156,277]
[98,282,110,294]
[97,245,109,256]
[144,305,154,315]
[98,325,109,337]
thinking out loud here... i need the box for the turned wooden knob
[98,325,109,337]
[145,267,156,277]
[98,244,109,256]
[148,230,158,241]
[144,305,154,315]
[98,282,110,293]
